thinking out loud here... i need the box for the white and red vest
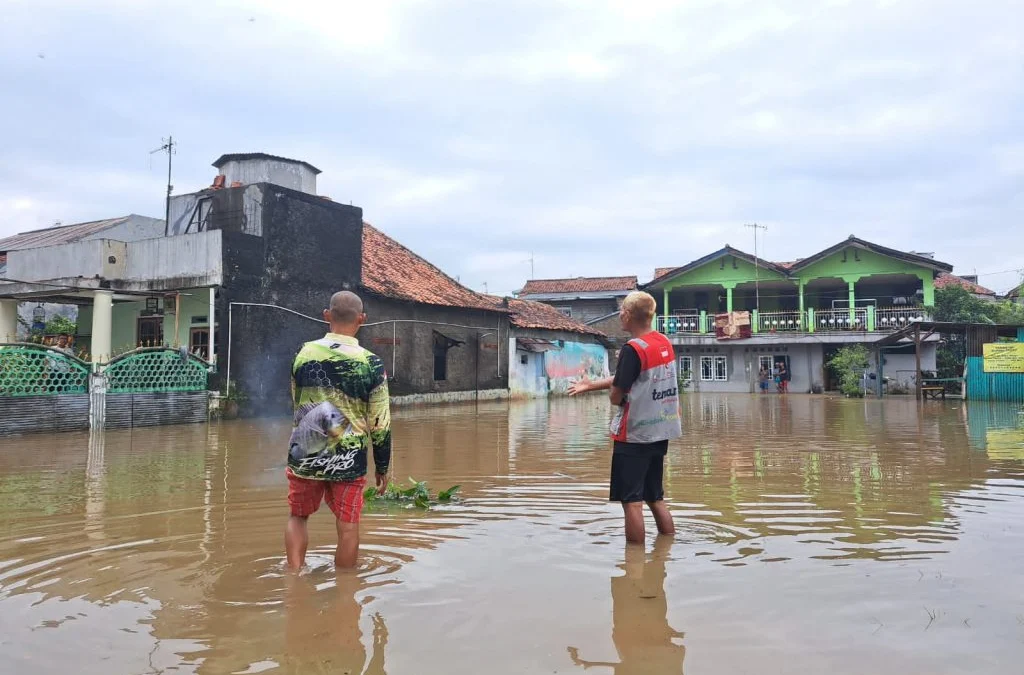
[610,332,683,443]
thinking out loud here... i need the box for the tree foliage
[44,315,77,335]
[931,286,1024,379]
[827,344,870,397]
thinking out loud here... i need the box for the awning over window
[516,337,561,353]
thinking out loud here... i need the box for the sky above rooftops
[1,0,1022,295]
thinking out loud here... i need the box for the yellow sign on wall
[983,342,1024,373]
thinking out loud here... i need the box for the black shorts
[609,440,668,503]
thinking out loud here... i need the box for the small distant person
[758,366,771,393]
[569,291,682,544]
[284,291,392,570]
[776,361,789,394]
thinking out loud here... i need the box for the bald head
[324,291,365,335]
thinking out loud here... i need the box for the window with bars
[700,355,728,381]
[679,356,693,382]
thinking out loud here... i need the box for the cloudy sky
[1,0,1022,295]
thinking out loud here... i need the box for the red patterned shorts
[286,470,367,523]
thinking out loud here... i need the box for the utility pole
[745,223,767,309]
[151,136,176,235]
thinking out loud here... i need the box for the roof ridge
[14,215,130,237]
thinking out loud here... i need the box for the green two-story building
[646,236,953,393]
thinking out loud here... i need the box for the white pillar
[0,299,18,343]
[208,287,216,365]
[91,291,113,364]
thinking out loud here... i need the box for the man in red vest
[570,291,683,543]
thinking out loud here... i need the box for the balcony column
[726,286,734,313]
[662,287,669,332]
[918,270,935,307]
[847,278,856,325]
[0,299,18,342]
[91,290,113,366]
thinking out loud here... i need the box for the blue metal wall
[966,356,1024,402]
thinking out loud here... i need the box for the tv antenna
[151,136,176,235]
[526,252,535,279]
[745,223,767,309]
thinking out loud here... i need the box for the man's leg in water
[327,478,367,569]
[622,501,646,544]
[285,470,326,570]
[647,500,675,535]
[285,516,310,569]
[335,520,359,568]
[645,450,675,535]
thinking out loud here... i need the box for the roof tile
[505,297,606,336]
[361,223,502,312]
[934,272,996,296]
[520,276,637,295]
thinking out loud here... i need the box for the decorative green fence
[105,347,209,393]
[0,343,90,397]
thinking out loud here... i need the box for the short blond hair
[621,291,656,325]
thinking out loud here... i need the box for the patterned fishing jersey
[289,333,392,481]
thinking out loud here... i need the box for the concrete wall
[359,296,508,398]
[7,239,126,282]
[871,344,937,391]
[678,342,824,394]
[508,330,609,397]
[124,230,222,288]
[218,158,317,195]
[217,185,364,415]
[83,215,164,244]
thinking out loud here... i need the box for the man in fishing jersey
[284,291,392,570]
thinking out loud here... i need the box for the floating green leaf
[437,485,461,501]
[361,478,462,510]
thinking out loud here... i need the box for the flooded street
[2,395,1024,675]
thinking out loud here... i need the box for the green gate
[0,343,90,396]
[105,348,210,393]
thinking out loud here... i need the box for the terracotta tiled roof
[934,272,996,296]
[505,298,606,336]
[653,267,677,280]
[520,276,637,295]
[360,223,503,312]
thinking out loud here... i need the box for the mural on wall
[545,341,609,394]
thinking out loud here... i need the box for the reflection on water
[569,537,685,674]
[0,396,1023,674]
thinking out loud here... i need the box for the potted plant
[221,381,248,420]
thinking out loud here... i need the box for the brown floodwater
[1,395,1023,674]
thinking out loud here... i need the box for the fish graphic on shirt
[288,401,350,462]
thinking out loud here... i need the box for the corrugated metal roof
[0,216,131,252]
[212,153,321,175]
